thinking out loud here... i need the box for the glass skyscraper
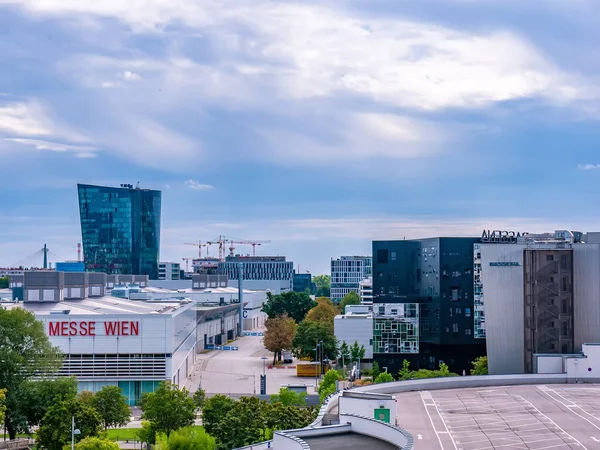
[77,183,161,279]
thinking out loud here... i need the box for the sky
[1,0,600,274]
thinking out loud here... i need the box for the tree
[139,382,196,437]
[156,426,216,450]
[318,370,342,403]
[262,291,316,323]
[193,389,206,410]
[305,297,337,331]
[291,320,337,360]
[398,360,412,380]
[263,314,297,365]
[77,391,96,405]
[339,342,351,368]
[136,421,157,447]
[339,292,360,313]
[374,372,395,384]
[264,402,316,432]
[313,275,330,298]
[92,385,131,430]
[0,389,6,426]
[20,377,78,429]
[201,395,235,436]
[350,341,366,365]
[372,361,381,379]
[37,398,102,450]
[0,308,63,438]
[74,437,120,450]
[0,277,8,289]
[210,397,270,449]
[471,356,488,375]
[270,387,307,407]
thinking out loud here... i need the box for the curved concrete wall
[272,431,310,450]
[339,413,414,450]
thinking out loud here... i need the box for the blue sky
[1,0,600,274]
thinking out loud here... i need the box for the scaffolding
[523,248,574,373]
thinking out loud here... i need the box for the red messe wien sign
[48,321,140,337]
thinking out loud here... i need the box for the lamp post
[318,340,323,379]
[260,356,268,395]
[71,416,80,450]
[314,343,320,389]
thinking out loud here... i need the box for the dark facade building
[372,237,485,374]
[293,272,316,295]
[78,183,161,279]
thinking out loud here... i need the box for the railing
[272,431,310,450]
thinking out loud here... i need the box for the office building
[330,256,372,303]
[218,255,293,294]
[359,278,373,303]
[55,262,86,272]
[78,183,161,279]
[293,271,316,295]
[158,262,181,280]
[372,237,484,374]
[480,230,600,375]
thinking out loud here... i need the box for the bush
[374,372,394,384]
[74,437,120,450]
[155,426,216,450]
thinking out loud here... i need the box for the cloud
[185,179,214,190]
[5,138,99,158]
[0,102,53,136]
[122,70,142,81]
[577,164,600,170]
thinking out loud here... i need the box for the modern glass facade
[78,184,161,279]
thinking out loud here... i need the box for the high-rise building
[372,237,484,374]
[330,256,372,303]
[78,183,161,279]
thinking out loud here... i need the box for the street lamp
[314,343,320,389]
[71,416,80,450]
[318,340,324,380]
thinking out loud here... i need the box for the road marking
[420,391,450,449]
[537,386,600,432]
[417,434,423,440]
[592,437,600,442]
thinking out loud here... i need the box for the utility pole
[237,263,244,338]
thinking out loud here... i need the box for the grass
[105,425,205,442]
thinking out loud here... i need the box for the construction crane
[226,238,272,257]
[182,257,194,272]
[206,236,229,261]
[184,241,210,258]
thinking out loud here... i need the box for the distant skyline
[1,0,600,275]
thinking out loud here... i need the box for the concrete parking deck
[302,432,398,450]
[395,384,600,449]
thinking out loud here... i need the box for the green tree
[372,361,381,379]
[0,389,6,425]
[211,397,270,450]
[156,426,216,450]
[21,377,78,429]
[471,356,488,375]
[291,320,337,360]
[92,386,131,430]
[192,389,206,410]
[77,391,96,405]
[139,382,196,437]
[305,297,337,331]
[374,372,395,384]
[313,275,330,298]
[264,402,316,431]
[350,341,366,367]
[398,360,412,380]
[201,395,235,436]
[0,277,8,289]
[0,308,63,438]
[339,291,360,313]
[262,291,316,323]
[74,437,120,450]
[263,314,297,365]
[338,341,351,371]
[37,398,102,450]
[318,369,342,402]
[270,387,307,407]
[136,421,157,447]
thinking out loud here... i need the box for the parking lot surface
[395,384,600,450]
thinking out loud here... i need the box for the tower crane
[226,238,272,257]
[182,257,194,272]
[184,241,210,258]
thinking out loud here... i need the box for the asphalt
[302,433,398,450]
[394,384,600,450]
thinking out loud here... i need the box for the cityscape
[2,1,600,450]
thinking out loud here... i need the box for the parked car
[283,350,293,363]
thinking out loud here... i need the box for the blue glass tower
[77,183,161,279]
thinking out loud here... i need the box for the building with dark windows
[78,183,161,279]
[293,271,316,295]
[218,255,293,294]
[330,256,372,303]
[372,237,485,375]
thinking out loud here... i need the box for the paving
[302,432,398,450]
[185,332,318,396]
[394,384,600,450]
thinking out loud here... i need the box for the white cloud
[578,164,600,170]
[0,102,53,136]
[5,138,98,157]
[185,179,214,190]
[123,70,142,81]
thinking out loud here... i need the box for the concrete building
[330,256,372,303]
[158,262,181,280]
[359,277,373,304]
[335,307,374,360]
[219,256,293,294]
[480,230,600,375]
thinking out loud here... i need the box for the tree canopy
[193,389,206,411]
[156,426,216,450]
[304,297,337,331]
[291,320,337,360]
[20,377,78,428]
[398,360,460,380]
[139,382,197,438]
[0,389,6,426]
[318,370,342,402]
[471,356,488,375]
[269,387,307,407]
[312,275,330,298]
[92,385,131,430]
[262,291,315,323]
[201,395,235,436]
[37,397,103,450]
[339,291,360,313]
[263,314,297,364]
[0,308,63,438]
[350,341,366,362]
[0,277,8,289]
[374,372,394,384]
[74,437,120,450]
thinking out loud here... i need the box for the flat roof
[1,296,188,316]
[393,384,600,450]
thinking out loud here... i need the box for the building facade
[359,278,373,304]
[219,256,293,294]
[330,256,372,303]
[158,262,181,280]
[372,238,485,374]
[293,272,316,295]
[78,183,161,279]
